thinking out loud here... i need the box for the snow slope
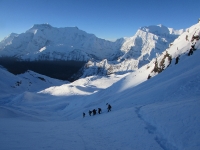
[39,74,128,96]
[0,23,200,150]
[0,68,67,100]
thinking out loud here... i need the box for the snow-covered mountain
[73,24,184,79]
[0,24,183,80]
[0,33,19,50]
[0,24,119,61]
[0,22,200,150]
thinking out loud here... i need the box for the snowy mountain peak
[1,32,19,42]
[139,24,185,37]
[27,24,82,35]
[140,24,171,35]
[0,33,19,49]
[9,33,19,37]
[32,23,52,29]
[168,27,185,35]
[26,24,52,34]
[0,24,118,61]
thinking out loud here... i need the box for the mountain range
[0,24,184,81]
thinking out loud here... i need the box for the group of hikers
[83,103,112,118]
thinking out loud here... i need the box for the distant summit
[0,24,118,61]
[140,24,184,36]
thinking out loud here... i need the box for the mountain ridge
[0,24,182,60]
[0,24,184,81]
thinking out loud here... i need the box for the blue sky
[0,0,200,41]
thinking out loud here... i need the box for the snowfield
[0,23,200,150]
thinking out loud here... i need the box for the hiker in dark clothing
[88,110,92,116]
[175,56,180,64]
[147,74,151,79]
[98,108,102,114]
[93,109,97,115]
[107,103,112,112]
[186,35,188,41]
[191,43,196,51]
[188,48,193,56]
[83,112,85,118]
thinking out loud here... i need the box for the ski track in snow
[135,106,178,150]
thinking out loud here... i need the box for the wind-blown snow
[0,23,200,150]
